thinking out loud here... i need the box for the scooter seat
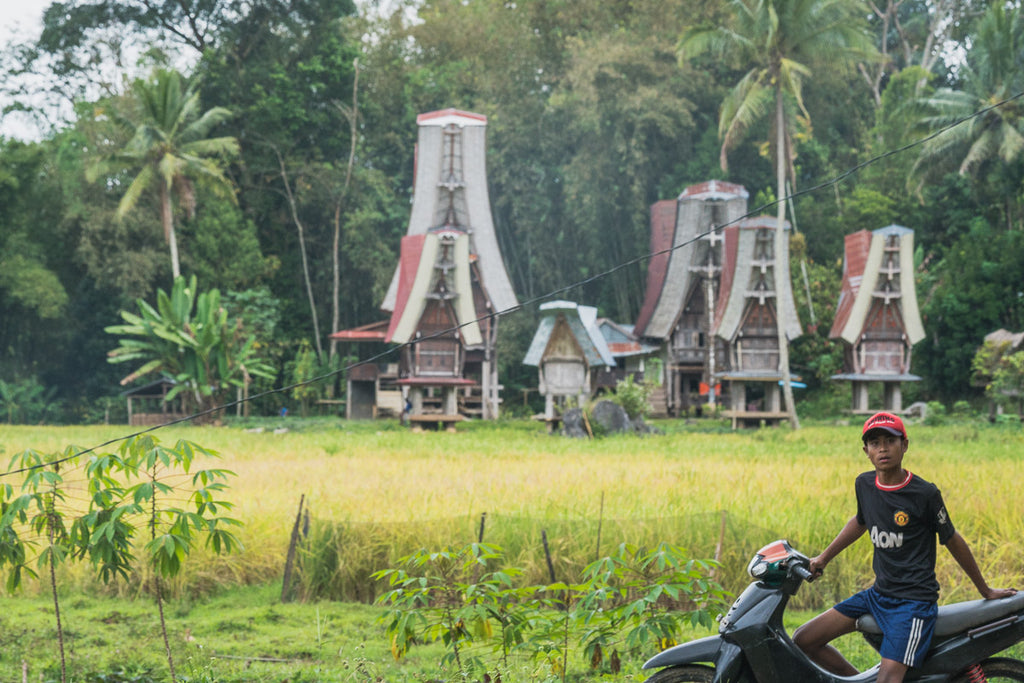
[856,591,1024,637]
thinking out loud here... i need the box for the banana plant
[106,275,276,422]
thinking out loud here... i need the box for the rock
[905,402,928,419]
[591,400,632,434]
[561,408,589,438]
[632,415,661,435]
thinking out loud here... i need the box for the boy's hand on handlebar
[982,587,1017,600]
[807,555,827,581]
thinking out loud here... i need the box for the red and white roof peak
[416,108,488,127]
[679,180,749,202]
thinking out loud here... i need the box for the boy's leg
[869,592,938,672]
[877,658,910,683]
[792,608,859,676]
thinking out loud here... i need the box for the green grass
[4,587,1021,682]
[0,583,453,682]
[1,416,1023,681]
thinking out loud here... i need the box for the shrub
[952,400,974,417]
[373,541,728,681]
[609,375,653,420]
[924,400,947,426]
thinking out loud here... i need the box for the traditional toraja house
[713,216,802,428]
[634,180,749,416]
[523,301,615,421]
[829,225,925,414]
[333,108,518,422]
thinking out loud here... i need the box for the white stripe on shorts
[904,617,924,666]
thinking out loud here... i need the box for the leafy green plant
[373,541,728,682]
[577,543,727,666]
[87,66,239,280]
[527,543,727,680]
[289,341,326,416]
[72,450,138,585]
[924,400,948,426]
[0,483,32,592]
[374,543,523,679]
[0,377,57,424]
[118,435,243,683]
[105,275,276,423]
[92,664,158,683]
[2,448,84,683]
[973,339,1024,419]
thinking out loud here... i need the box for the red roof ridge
[417,108,488,124]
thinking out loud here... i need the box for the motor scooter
[642,540,1024,682]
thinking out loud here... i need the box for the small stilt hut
[523,301,615,422]
[829,225,924,414]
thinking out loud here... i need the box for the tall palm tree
[680,0,875,428]
[94,68,239,279]
[911,3,1024,228]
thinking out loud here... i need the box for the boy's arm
[809,516,866,579]
[945,531,1017,599]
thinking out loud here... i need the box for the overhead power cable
[3,88,1022,480]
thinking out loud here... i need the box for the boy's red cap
[862,411,907,439]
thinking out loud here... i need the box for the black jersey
[854,470,956,602]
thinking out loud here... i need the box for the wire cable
[3,88,1022,480]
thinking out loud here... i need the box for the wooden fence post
[281,494,306,603]
[542,529,557,583]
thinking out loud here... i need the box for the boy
[792,411,1016,683]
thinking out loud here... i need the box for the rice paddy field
[1,416,1022,681]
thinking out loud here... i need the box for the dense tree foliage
[2,0,1024,420]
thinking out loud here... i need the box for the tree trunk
[331,202,341,363]
[151,486,178,682]
[47,503,67,683]
[331,58,360,362]
[161,184,181,280]
[775,88,800,430]
[275,149,324,361]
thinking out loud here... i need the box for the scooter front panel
[643,635,722,669]
[711,641,748,683]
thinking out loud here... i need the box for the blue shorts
[834,587,938,668]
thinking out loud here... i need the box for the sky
[1,0,53,139]
[0,0,50,44]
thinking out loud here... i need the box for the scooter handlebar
[791,564,814,581]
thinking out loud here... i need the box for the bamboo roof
[829,225,924,346]
[523,301,615,368]
[382,108,518,316]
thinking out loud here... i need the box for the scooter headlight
[747,540,800,584]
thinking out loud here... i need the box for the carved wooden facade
[713,216,802,427]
